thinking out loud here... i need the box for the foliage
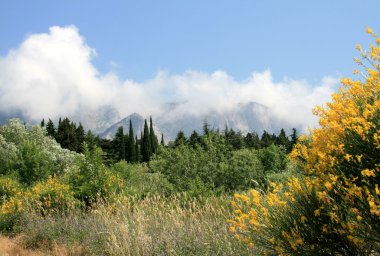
[63,146,124,206]
[258,144,288,173]
[0,119,77,183]
[30,176,78,214]
[230,28,380,255]
[151,132,285,194]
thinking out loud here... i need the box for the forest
[0,29,380,255]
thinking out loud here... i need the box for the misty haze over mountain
[0,26,339,135]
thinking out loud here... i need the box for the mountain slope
[100,113,167,142]
[100,102,298,141]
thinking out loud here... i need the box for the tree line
[172,123,298,154]
[41,117,298,164]
[41,116,159,163]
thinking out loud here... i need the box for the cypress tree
[289,128,298,153]
[135,135,141,162]
[141,119,151,162]
[149,116,158,154]
[127,120,136,162]
[40,118,45,127]
[160,133,165,146]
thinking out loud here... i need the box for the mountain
[100,102,298,141]
[71,105,120,134]
[100,113,168,142]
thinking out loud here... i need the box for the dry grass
[19,194,249,255]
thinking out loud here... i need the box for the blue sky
[0,1,379,131]
[1,0,379,83]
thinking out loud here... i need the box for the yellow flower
[366,27,374,35]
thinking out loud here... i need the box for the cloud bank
[0,25,338,132]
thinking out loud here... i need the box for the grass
[19,194,249,255]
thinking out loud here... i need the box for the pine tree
[189,130,201,148]
[57,117,77,151]
[174,131,187,147]
[46,119,56,138]
[245,132,261,149]
[114,126,126,161]
[149,116,158,154]
[40,118,45,127]
[260,130,273,148]
[141,119,151,162]
[85,130,96,151]
[276,128,289,149]
[127,120,136,162]
[203,120,210,135]
[76,123,85,152]
[289,128,298,153]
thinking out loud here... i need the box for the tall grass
[21,194,249,255]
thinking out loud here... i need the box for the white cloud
[0,25,339,132]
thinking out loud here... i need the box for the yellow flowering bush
[30,176,78,214]
[0,176,21,204]
[230,28,380,255]
[0,186,28,233]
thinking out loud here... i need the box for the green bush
[64,146,124,206]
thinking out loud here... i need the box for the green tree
[45,119,56,139]
[174,131,187,147]
[113,126,126,161]
[149,116,158,154]
[275,128,289,149]
[141,120,151,162]
[40,118,45,127]
[56,118,77,151]
[75,123,85,153]
[160,133,165,146]
[127,120,136,162]
[289,128,298,153]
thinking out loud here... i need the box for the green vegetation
[0,117,293,254]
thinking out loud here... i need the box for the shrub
[230,28,380,255]
[30,176,79,214]
[64,146,124,206]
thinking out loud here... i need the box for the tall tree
[174,131,187,147]
[135,135,141,162]
[46,119,56,138]
[149,116,158,154]
[76,123,85,153]
[57,117,77,151]
[203,120,210,135]
[141,119,151,162]
[189,130,202,148]
[289,128,298,153]
[127,120,136,162]
[276,128,289,149]
[85,130,96,151]
[113,126,125,161]
[40,118,45,127]
[244,132,261,149]
[160,133,165,146]
[260,130,273,148]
